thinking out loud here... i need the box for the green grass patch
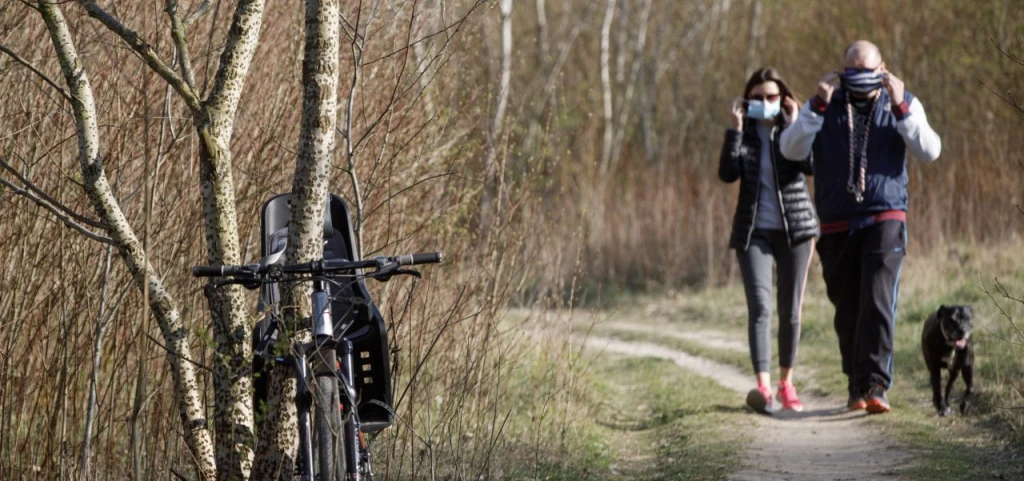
[523,354,748,481]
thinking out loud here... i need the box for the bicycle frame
[255,276,369,481]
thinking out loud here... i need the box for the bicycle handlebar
[395,252,443,266]
[193,265,248,277]
[192,251,444,278]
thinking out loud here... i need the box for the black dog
[921,305,975,416]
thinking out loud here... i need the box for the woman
[719,67,819,414]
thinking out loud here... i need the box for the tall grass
[1,0,1023,479]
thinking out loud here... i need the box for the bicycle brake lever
[369,268,421,283]
[396,268,422,278]
[213,279,238,289]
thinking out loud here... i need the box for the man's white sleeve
[779,101,824,161]
[897,98,941,162]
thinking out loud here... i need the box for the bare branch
[991,37,1024,67]
[145,332,213,372]
[980,278,1024,347]
[363,1,484,66]
[182,0,210,28]
[169,468,189,481]
[993,278,1024,341]
[0,156,107,229]
[165,0,198,89]
[353,1,479,154]
[366,171,454,219]
[0,43,72,102]
[0,176,114,244]
[76,0,202,112]
[978,79,1024,115]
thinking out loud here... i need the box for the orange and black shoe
[864,383,891,414]
[847,384,866,411]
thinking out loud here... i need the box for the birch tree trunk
[609,0,652,170]
[479,0,513,228]
[745,0,763,77]
[36,2,217,479]
[49,0,268,478]
[598,0,615,176]
[251,1,339,477]
[79,245,113,481]
[192,1,266,478]
[535,0,550,68]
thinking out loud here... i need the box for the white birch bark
[535,0,550,68]
[251,1,339,477]
[194,1,266,477]
[745,0,763,77]
[37,2,217,479]
[598,0,615,176]
[479,0,513,227]
[609,0,652,169]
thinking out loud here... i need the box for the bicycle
[194,193,442,481]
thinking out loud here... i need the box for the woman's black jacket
[718,118,819,250]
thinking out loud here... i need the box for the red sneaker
[746,384,774,415]
[777,380,805,412]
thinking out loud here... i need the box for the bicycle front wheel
[314,375,344,481]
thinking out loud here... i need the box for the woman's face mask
[840,68,883,95]
[746,99,781,120]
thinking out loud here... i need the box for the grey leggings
[736,229,814,374]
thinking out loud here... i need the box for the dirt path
[588,323,911,481]
[602,321,749,352]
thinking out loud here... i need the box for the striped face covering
[840,69,883,95]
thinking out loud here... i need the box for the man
[779,40,941,414]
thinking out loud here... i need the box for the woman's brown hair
[742,67,798,104]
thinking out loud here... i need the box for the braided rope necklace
[845,92,879,203]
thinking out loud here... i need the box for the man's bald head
[844,40,883,69]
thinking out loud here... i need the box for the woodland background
[1,0,1023,479]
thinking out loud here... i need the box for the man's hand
[782,97,800,125]
[730,97,745,130]
[817,72,839,103]
[883,71,905,105]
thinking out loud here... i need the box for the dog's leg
[930,367,947,415]
[944,365,961,417]
[960,362,974,414]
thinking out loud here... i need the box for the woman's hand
[730,97,745,130]
[782,97,800,125]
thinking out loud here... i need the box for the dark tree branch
[0,175,115,244]
[181,0,210,28]
[0,156,108,229]
[165,0,198,89]
[977,79,1024,115]
[0,43,73,102]
[76,0,202,112]
[991,37,1024,67]
[363,0,484,66]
